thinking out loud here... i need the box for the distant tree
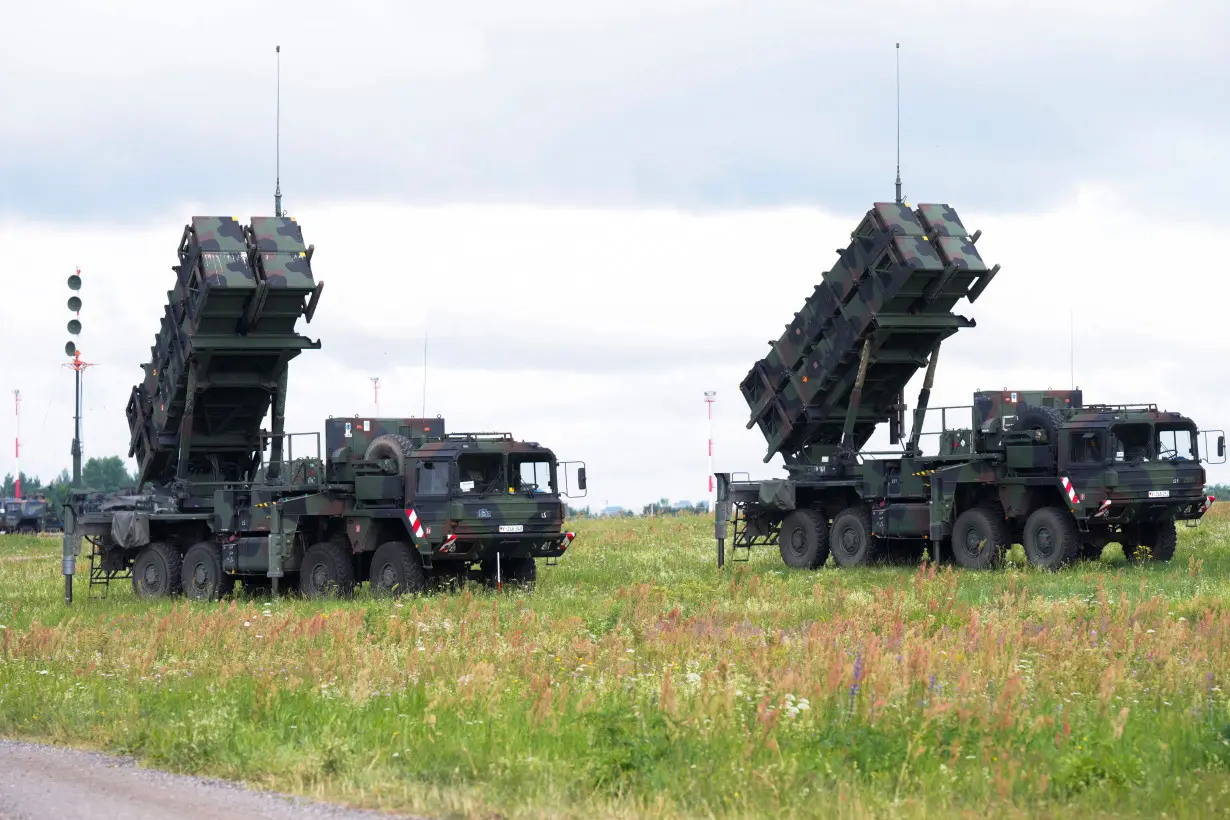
[2,472,44,498]
[81,457,138,493]
[42,470,74,510]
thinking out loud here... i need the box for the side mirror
[1219,435,1225,459]
[577,467,587,491]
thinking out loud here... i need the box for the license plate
[1148,490,1170,498]
[498,524,524,533]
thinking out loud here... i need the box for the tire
[778,508,829,569]
[131,542,183,598]
[299,541,356,598]
[369,540,427,597]
[1014,405,1065,469]
[1015,405,1065,442]
[1022,506,1080,570]
[181,541,233,601]
[950,506,1010,570]
[829,506,877,568]
[1126,519,1177,563]
[364,434,416,474]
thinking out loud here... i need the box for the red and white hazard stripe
[1200,494,1216,514]
[404,508,425,539]
[1060,476,1079,506]
[561,531,576,549]
[440,533,457,552]
[1093,499,1112,518]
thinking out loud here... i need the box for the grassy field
[2,511,1230,819]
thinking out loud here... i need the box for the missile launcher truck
[714,201,1223,572]
[60,215,586,604]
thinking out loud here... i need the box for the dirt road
[0,740,424,820]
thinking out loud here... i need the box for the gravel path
[0,740,426,820]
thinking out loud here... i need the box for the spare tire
[1015,405,1065,444]
[364,433,416,474]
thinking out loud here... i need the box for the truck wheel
[181,541,233,601]
[1126,519,1177,563]
[950,506,1009,570]
[778,508,829,569]
[131,542,183,598]
[369,540,427,597]
[299,541,356,598]
[829,506,876,568]
[1022,506,1079,570]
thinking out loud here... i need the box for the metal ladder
[87,537,131,599]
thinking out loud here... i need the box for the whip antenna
[895,42,903,204]
[275,45,283,217]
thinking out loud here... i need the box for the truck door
[408,459,451,546]
[1061,428,1108,508]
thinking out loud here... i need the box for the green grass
[2,511,1230,818]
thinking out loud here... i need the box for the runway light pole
[705,390,716,514]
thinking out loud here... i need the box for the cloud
[3,1,1227,221]
[2,186,1227,511]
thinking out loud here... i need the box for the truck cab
[1057,407,1220,525]
[403,434,585,562]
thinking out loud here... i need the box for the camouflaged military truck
[714,201,1223,572]
[59,215,586,604]
[0,496,53,534]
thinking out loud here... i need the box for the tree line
[2,456,139,509]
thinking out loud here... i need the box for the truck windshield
[1111,423,1153,462]
[457,453,504,495]
[510,455,555,495]
[1156,424,1198,461]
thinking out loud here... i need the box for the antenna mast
[421,331,428,417]
[895,42,903,204]
[13,389,20,499]
[1070,307,1075,389]
[275,44,283,217]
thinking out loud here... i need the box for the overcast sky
[2,1,1228,509]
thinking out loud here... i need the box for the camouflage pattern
[248,217,317,292]
[715,202,1218,573]
[324,416,445,463]
[127,216,324,488]
[0,497,51,533]
[60,212,583,604]
[739,202,999,463]
[973,389,1083,433]
[188,216,256,289]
